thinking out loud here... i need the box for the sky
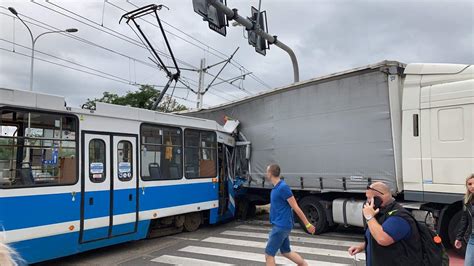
[0,0,473,109]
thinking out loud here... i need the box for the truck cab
[402,63,473,249]
[402,63,473,201]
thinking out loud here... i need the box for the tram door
[218,143,236,218]
[110,135,138,236]
[81,132,138,243]
[81,133,111,242]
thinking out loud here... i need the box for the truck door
[422,80,474,191]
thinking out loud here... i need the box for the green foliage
[83,85,187,112]
[0,138,14,160]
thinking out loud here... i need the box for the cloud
[0,0,472,108]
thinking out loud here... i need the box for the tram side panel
[0,108,84,263]
[0,103,229,264]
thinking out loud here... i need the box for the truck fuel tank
[332,198,365,227]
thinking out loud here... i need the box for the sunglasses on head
[366,185,385,195]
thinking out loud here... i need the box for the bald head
[366,182,393,206]
[370,182,391,195]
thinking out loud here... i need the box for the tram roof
[0,87,222,131]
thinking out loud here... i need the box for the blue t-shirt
[365,216,412,266]
[270,180,294,229]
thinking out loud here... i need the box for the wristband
[366,215,374,222]
[305,223,312,229]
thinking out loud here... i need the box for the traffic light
[248,6,269,56]
[192,0,228,36]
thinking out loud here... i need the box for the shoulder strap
[396,209,428,257]
[402,210,423,233]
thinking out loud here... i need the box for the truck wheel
[448,210,467,257]
[298,196,328,234]
[183,212,202,232]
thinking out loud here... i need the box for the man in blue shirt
[348,182,418,266]
[265,164,316,266]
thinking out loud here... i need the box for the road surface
[38,216,367,265]
[37,211,466,265]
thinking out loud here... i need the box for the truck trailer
[187,60,474,250]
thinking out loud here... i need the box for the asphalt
[36,213,465,265]
[37,214,367,266]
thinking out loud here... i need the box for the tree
[83,85,187,112]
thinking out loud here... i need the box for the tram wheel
[183,212,202,232]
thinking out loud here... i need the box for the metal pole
[203,47,239,94]
[13,14,34,91]
[26,39,35,162]
[208,0,299,83]
[29,31,69,91]
[197,58,206,109]
[151,76,174,110]
[29,40,35,92]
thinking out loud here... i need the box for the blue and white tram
[0,88,240,264]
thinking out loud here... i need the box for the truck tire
[183,212,202,232]
[298,196,328,234]
[448,210,467,257]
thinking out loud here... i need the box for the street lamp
[8,7,78,164]
[8,7,78,91]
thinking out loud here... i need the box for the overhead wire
[1,47,128,85]
[31,2,264,97]
[0,46,200,106]
[118,1,259,93]
[0,10,224,99]
[179,75,240,100]
[1,4,254,105]
[0,10,168,73]
[31,1,198,69]
[1,38,129,83]
[119,1,265,95]
[124,0,272,90]
[29,2,244,102]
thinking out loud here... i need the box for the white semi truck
[188,61,474,251]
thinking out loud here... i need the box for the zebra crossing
[149,220,366,265]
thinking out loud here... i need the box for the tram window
[184,130,217,178]
[140,124,183,181]
[0,109,78,188]
[89,139,106,183]
[117,141,133,181]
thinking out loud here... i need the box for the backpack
[404,211,450,266]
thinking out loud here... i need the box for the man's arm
[363,199,395,246]
[366,219,395,246]
[348,242,366,255]
[287,196,315,234]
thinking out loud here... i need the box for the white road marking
[170,236,201,241]
[234,225,365,240]
[221,230,361,247]
[179,246,350,266]
[151,255,233,265]
[202,237,366,260]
